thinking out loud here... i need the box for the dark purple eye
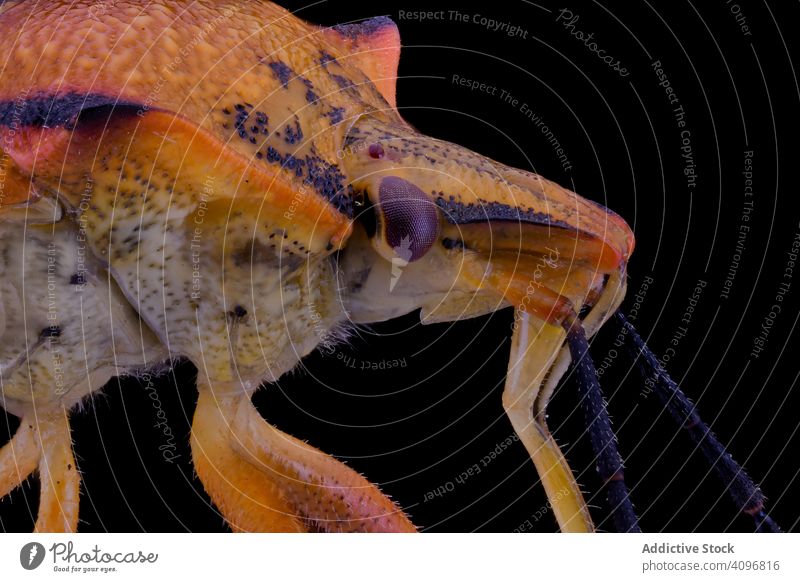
[378,176,440,262]
[368,143,384,159]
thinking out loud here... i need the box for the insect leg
[563,316,641,532]
[229,391,416,532]
[505,312,594,532]
[191,387,304,532]
[614,312,780,532]
[191,387,415,532]
[32,408,79,532]
[0,414,40,498]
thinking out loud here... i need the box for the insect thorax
[0,181,345,410]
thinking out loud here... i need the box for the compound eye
[378,176,440,262]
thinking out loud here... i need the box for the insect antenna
[613,312,781,533]
[563,315,641,533]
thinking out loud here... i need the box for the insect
[0,1,778,533]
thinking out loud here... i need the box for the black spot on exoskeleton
[330,74,355,90]
[233,305,247,318]
[434,194,572,228]
[325,107,345,125]
[442,238,465,250]
[267,61,294,87]
[284,119,303,144]
[332,16,395,40]
[234,107,250,130]
[319,51,337,67]
[265,146,282,163]
[40,325,62,339]
[303,155,353,217]
[0,92,139,128]
[258,146,353,216]
[578,302,593,320]
[282,154,304,176]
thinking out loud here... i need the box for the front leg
[504,313,594,533]
[191,385,416,532]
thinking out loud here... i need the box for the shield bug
[0,1,777,533]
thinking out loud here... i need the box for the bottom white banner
[1,533,797,581]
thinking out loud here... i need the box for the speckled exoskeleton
[0,1,778,533]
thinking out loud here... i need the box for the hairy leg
[191,386,415,532]
[33,409,79,532]
[0,415,39,498]
[504,313,594,532]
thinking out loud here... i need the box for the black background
[2,0,799,532]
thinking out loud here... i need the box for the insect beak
[339,114,634,330]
